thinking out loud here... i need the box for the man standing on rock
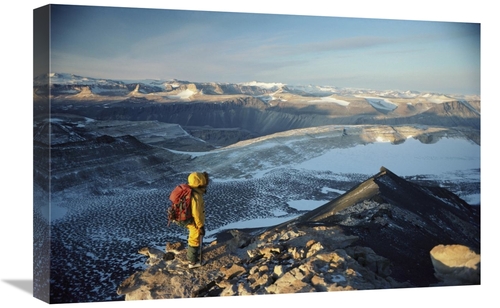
[185,171,209,268]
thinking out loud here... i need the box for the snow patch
[461,194,480,206]
[308,97,350,106]
[167,89,194,99]
[240,81,285,89]
[287,199,329,211]
[364,97,397,111]
[203,214,302,242]
[321,187,345,194]
[331,275,347,282]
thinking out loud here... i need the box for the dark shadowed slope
[282,166,480,286]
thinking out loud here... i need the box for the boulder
[430,244,480,285]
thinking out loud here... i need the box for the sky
[37,3,480,95]
[1,1,496,308]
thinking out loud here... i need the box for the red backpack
[167,184,193,226]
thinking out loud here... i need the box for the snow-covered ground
[296,137,479,178]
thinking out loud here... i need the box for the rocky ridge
[117,226,409,300]
[116,167,480,301]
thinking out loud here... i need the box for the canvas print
[33,4,481,304]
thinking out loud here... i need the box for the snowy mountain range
[34,72,479,104]
[33,72,481,303]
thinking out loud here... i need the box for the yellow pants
[187,223,202,247]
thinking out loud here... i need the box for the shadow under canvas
[2,280,33,295]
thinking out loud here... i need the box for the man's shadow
[3,280,32,295]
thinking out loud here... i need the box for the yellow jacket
[187,172,207,229]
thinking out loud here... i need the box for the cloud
[300,36,396,53]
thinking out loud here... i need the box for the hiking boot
[188,262,202,269]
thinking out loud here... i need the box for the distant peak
[239,81,286,89]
